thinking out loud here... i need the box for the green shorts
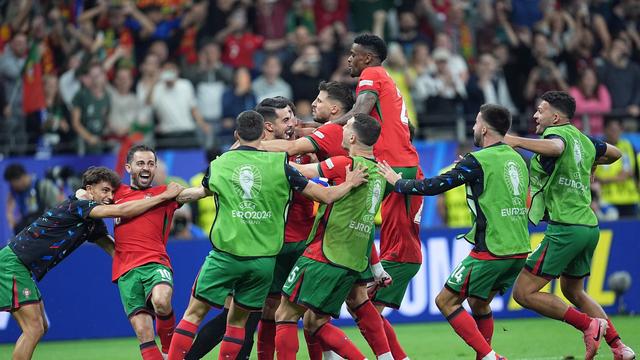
[372,261,421,309]
[445,256,526,300]
[282,256,358,318]
[0,247,41,311]
[269,241,307,296]
[356,266,374,284]
[194,250,275,310]
[117,262,174,318]
[525,224,599,279]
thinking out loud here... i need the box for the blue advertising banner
[1,221,638,343]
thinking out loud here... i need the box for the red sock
[382,317,407,359]
[258,319,277,360]
[605,318,621,346]
[167,319,198,360]
[447,307,492,358]
[219,325,245,360]
[353,300,391,355]
[563,307,592,331]
[275,322,298,360]
[140,340,164,360]
[316,323,366,360]
[304,330,323,360]
[473,312,494,345]
[156,311,175,354]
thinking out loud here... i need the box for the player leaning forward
[379,104,530,360]
[0,167,183,360]
[166,110,368,360]
[505,91,634,360]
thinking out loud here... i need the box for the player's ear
[124,163,132,174]
[234,130,239,141]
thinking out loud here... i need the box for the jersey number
[287,266,300,283]
[156,268,172,282]
[396,86,410,125]
[451,264,466,284]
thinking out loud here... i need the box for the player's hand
[371,262,393,288]
[163,182,185,199]
[75,188,90,200]
[503,133,519,148]
[376,161,402,186]
[346,164,368,187]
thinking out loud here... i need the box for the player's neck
[238,139,262,149]
[482,135,503,148]
[349,144,374,159]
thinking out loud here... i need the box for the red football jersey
[303,156,351,264]
[305,123,348,161]
[112,185,180,282]
[285,154,316,243]
[356,66,419,167]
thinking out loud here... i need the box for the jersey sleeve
[356,68,382,96]
[306,123,343,159]
[285,164,310,192]
[86,220,109,243]
[318,156,352,182]
[394,154,482,195]
[75,199,101,220]
[201,166,211,190]
[587,136,608,158]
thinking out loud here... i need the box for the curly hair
[81,166,121,189]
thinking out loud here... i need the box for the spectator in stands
[0,33,28,153]
[394,10,430,56]
[285,44,328,114]
[183,41,232,147]
[107,68,147,140]
[220,8,264,70]
[254,0,289,55]
[41,74,73,154]
[524,33,569,109]
[433,32,469,83]
[437,142,473,228]
[136,53,160,143]
[71,62,111,154]
[385,42,417,128]
[170,205,205,241]
[3,163,62,234]
[466,53,519,117]
[595,118,639,218]
[597,36,640,123]
[189,147,222,233]
[253,54,292,103]
[313,0,348,34]
[154,160,189,188]
[221,67,257,146]
[148,62,209,149]
[569,67,611,136]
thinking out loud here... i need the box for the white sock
[480,351,496,360]
[323,351,345,360]
[377,352,394,360]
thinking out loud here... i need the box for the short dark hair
[354,34,388,62]
[126,144,157,164]
[82,166,121,189]
[3,163,27,182]
[540,91,576,119]
[479,104,512,135]
[236,110,265,141]
[258,96,296,114]
[255,106,278,123]
[352,113,381,146]
[318,81,355,113]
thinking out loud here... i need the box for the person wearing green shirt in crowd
[379,104,529,360]
[164,110,367,360]
[504,91,634,360]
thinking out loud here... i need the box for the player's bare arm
[290,162,320,179]
[504,134,565,157]
[95,235,115,257]
[89,182,184,219]
[301,165,368,204]
[176,185,213,204]
[595,143,622,165]
[261,137,315,156]
[331,92,377,126]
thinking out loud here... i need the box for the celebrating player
[166,110,367,360]
[505,91,634,360]
[112,145,188,360]
[0,166,183,360]
[275,113,386,360]
[378,104,530,360]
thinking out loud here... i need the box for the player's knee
[152,297,172,315]
[435,290,450,311]
[262,297,279,319]
[512,285,529,308]
[560,285,584,305]
[302,314,325,334]
[24,320,45,340]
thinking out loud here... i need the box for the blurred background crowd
[1,0,640,238]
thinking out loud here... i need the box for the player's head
[256,104,295,141]
[473,104,511,147]
[342,113,381,150]
[3,163,31,192]
[604,117,622,144]
[125,144,157,189]
[236,110,265,143]
[534,91,575,134]
[349,34,387,77]
[259,96,296,127]
[312,81,355,123]
[81,166,121,205]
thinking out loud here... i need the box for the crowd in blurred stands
[1,0,640,233]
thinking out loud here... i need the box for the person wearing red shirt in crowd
[112,145,187,360]
[220,8,264,70]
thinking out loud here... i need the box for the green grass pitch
[1,316,638,359]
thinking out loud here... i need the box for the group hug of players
[0,34,636,360]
